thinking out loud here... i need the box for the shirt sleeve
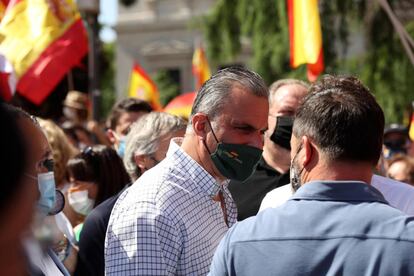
[105,201,182,275]
[208,225,235,276]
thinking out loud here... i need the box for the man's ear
[302,136,315,167]
[106,129,117,145]
[134,154,147,172]
[191,113,208,140]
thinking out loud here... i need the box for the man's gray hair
[268,79,309,105]
[188,67,268,130]
[124,112,186,180]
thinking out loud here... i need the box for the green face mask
[205,119,263,182]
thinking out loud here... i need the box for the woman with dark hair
[66,145,130,238]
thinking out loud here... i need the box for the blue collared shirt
[105,138,237,275]
[209,181,414,276]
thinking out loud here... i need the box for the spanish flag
[409,112,414,141]
[163,91,196,119]
[192,46,211,90]
[288,0,324,82]
[128,63,161,110]
[0,0,88,104]
[0,0,9,21]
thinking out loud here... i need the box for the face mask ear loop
[206,116,220,144]
[292,143,306,182]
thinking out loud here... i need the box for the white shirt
[105,138,237,275]
[259,174,414,215]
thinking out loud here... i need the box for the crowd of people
[1,67,414,275]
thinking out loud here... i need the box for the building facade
[115,0,218,100]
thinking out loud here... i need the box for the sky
[99,0,117,43]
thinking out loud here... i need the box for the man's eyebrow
[232,120,267,132]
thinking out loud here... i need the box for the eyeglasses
[42,159,54,172]
[25,158,54,180]
[34,158,54,173]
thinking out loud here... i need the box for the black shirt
[228,157,290,221]
[74,194,119,276]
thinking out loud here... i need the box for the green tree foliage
[204,0,413,123]
[153,70,180,107]
[100,43,116,119]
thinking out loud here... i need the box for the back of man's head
[293,75,384,165]
[190,66,268,124]
[106,98,153,130]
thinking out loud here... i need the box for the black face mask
[270,116,294,150]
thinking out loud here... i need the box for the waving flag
[192,46,211,90]
[128,63,161,110]
[0,53,15,100]
[0,0,88,104]
[288,0,324,82]
[409,112,414,141]
[163,92,197,119]
[0,0,9,20]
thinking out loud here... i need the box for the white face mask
[68,190,95,216]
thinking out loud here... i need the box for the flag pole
[79,0,101,121]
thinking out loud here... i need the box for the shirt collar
[290,180,388,204]
[167,138,228,197]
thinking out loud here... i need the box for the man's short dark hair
[293,75,385,165]
[106,98,153,130]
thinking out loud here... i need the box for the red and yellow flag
[0,0,9,21]
[128,63,161,110]
[288,0,324,82]
[192,46,211,90]
[0,0,88,104]
[163,91,197,119]
[409,112,414,141]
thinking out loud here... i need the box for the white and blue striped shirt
[105,138,237,275]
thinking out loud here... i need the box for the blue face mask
[37,172,56,215]
[116,135,126,158]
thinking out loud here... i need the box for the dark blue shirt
[74,194,119,276]
[209,181,414,276]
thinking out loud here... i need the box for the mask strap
[292,142,307,180]
[203,116,220,155]
[205,117,220,144]
[203,139,213,155]
[292,143,303,162]
[24,173,37,181]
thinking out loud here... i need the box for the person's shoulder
[85,194,119,225]
[372,175,414,192]
[372,175,414,215]
[224,206,285,244]
[259,184,293,212]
